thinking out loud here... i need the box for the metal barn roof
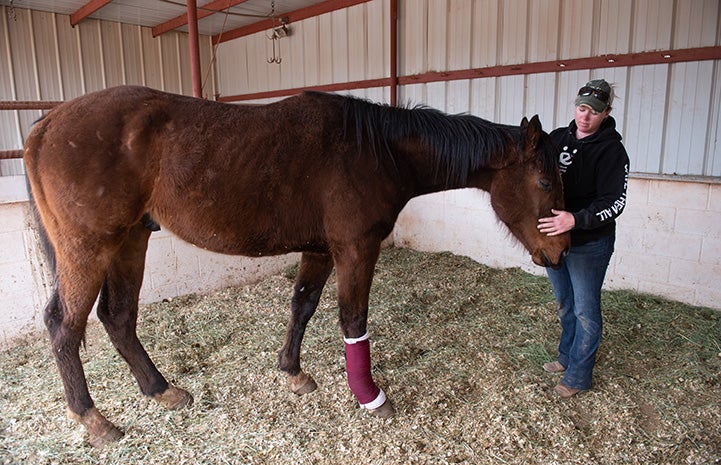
[0,0,331,37]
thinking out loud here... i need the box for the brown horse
[24,85,569,447]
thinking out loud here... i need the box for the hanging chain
[266,0,282,64]
[7,0,17,21]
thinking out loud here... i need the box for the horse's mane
[321,92,555,187]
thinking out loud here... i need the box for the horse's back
[23,86,396,257]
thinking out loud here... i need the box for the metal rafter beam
[0,150,25,160]
[213,0,372,44]
[397,46,721,86]
[3,46,718,115]
[152,0,250,37]
[70,0,114,26]
[217,77,393,102]
[0,101,62,110]
[215,46,721,102]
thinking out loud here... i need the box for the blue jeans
[546,234,615,390]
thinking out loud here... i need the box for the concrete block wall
[394,189,528,271]
[2,175,718,348]
[0,201,52,346]
[0,188,299,348]
[140,229,298,305]
[608,178,721,308]
[394,177,721,311]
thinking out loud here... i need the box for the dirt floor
[1,247,719,464]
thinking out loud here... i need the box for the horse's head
[485,115,570,269]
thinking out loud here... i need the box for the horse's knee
[44,291,88,357]
[95,287,113,327]
[67,407,123,448]
[291,285,323,319]
[140,213,161,231]
[42,290,63,335]
[96,282,136,328]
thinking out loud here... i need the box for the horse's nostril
[549,248,569,270]
[541,249,567,270]
[541,250,552,267]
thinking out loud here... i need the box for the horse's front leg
[279,252,334,395]
[333,243,395,418]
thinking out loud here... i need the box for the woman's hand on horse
[537,209,575,236]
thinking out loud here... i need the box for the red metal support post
[187,0,203,98]
[389,0,398,107]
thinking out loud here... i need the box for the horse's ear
[522,115,542,150]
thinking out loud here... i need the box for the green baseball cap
[575,79,613,112]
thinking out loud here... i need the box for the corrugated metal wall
[0,6,216,174]
[4,1,718,177]
[0,0,718,333]
[215,0,721,178]
[209,0,721,310]
[217,0,391,104]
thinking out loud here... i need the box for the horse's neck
[414,171,492,197]
[396,141,493,197]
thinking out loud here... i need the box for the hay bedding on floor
[0,248,719,465]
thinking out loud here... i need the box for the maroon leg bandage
[344,333,386,409]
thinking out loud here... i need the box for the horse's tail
[26,179,57,277]
[24,114,57,278]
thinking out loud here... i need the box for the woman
[537,79,629,398]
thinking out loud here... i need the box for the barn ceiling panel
[0,0,327,36]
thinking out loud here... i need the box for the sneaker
[554,383,582,398]
[542,361,566,373]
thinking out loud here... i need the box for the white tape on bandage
[359,388,386,410]
[343,332,369,345]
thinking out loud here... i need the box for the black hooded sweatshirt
[550,116,630,246]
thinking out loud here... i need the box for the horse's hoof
[88,425,124,448]
[67,407,124,448]
[367,400,395,418]
[287,372,317,395]
[153,385,194,410]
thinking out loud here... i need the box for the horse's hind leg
[44,252,124,447]
[279,252,334,395]
[96,224,193,411]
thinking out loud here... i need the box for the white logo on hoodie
[558,146,577,173]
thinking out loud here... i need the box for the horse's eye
[539,178,552,192]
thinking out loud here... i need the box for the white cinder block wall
[394,177,721,310]
[141,229,298,304]
[3,0,721,347]
[4,175,718,348]
[609,178,721,307]
[0,188,298,348]
[0,201,51,346]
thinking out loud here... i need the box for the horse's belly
[157,215,325,257]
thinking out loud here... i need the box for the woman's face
[574,104,610,138]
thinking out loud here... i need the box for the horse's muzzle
[541,248,569,270]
